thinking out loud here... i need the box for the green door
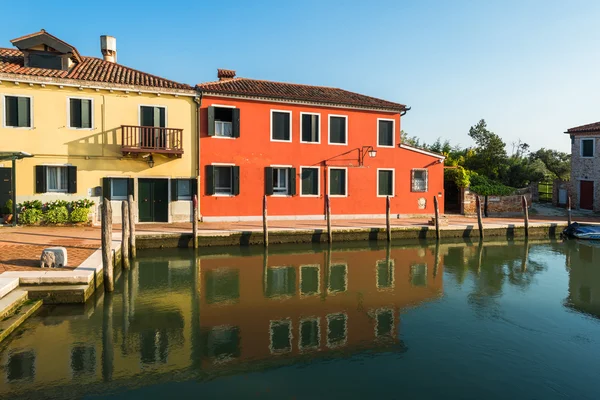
[138,179,169,222]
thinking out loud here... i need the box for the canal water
[1,239,600,399]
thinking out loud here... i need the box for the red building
[196,69,444,221]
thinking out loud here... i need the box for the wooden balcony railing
[121,125,184,156]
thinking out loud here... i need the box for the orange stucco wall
[199,95,444,219]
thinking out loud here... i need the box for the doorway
[580,180,594,210]
[444,179,460,213]
[138,179,169,222]
[140,106,166,148]
[0,168,12,210]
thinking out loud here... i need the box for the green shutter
[232,166,240,196]
[102,177,112,200]
[127,178,135,199]
[81,99,91,128]
[35,166,47,193]
[70,98,80,128]
[205,166,215,195]
[171,179,178,201]
[265,167,274,195]
[5,96,17,127]
[17,97,30,127]
[207,106,215,136]
[289,168,296,196]
[232,108,240,138]
[67,166,77,194]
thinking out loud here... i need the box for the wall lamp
[147,155,155,168]
[358,146,377,166]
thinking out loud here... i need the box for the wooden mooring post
[567,196,572,226]
[386,196,391,242]
[433,195,441,240]
[522,195,529,237]
[192,195,199,249]
[121,201,130,270]
[101,197,114,292]
[128,195,136,258]
[476,195,484,239]
[326,195,332,244]
[263,195,268,247]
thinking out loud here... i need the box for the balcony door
[140,106,166,149]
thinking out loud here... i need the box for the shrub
[71,199,95,209]
[45,200,70,211]
[20,208,43,225]
[44,206,69,224]
[3,199,13,214]
[69,207,90,223]
[469,174,515,196]
[18,200,43,211]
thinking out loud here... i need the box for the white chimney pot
[100,35,117,63]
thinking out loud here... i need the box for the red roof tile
[0,47,192,90]
[196,78,406,112]
[566,121,600,134]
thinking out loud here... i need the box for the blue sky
[2,0,599,152]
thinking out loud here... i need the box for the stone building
[566,122,600,212]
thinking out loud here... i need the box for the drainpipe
[400,106,411,117]
[194,93,202,220]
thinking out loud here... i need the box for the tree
[400,130,425,148]
[465,119,508,180]
[530,148,571,180]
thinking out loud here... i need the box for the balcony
[121,125,184,157]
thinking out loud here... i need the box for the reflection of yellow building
[0,30,198,222]
[0,246,442,397]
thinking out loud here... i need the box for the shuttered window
[378,119,394,147]
[378,169,394,196]
[4,96,31,128]
[207,106,240,138]
[329,115,347,144]
[69,98,92,129]
[271,111,291,142]
[206,166,240,196]
[265,167,296,196]
[36,165,77,193]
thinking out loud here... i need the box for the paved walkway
[1,213,597,272]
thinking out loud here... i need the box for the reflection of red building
[197,70,445,221]
[197,247,443,367]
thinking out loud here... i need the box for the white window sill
[271,194,292,197]
[328,142,348,146]
[270,138,292,143]
[300,194,320,197]
[212,136,236,140]
[377,144,395,148]
[328,194,348,198]
[300,141,321,144]
[68,127,95,131]
[4,126,33,130]
[213,194,234,197]
[377,194,395,198]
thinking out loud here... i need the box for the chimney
[100,35,117,63]
[217,69,236,81]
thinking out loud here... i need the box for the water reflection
[1,239,597,398]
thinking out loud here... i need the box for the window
[299,318,320,350]
[68,98,92,129]
[377,169,394,197]
[139,106,167,148]
[265,266,296,297]
[206,165,240,196]
[207,106,240,138]
[326,313,347,348]
[411,169,428,192]
[377,119,395,147]
[71,346,96,376]
[201,326,241,360]
[205,268,240,304]
[36,165,77,194]
[410,264,427,287]
[271,110,292,142]
[265,167,296,196]
[270,320,292,354]
[328,263,347,293]
[300,265,320,296]
[301,113,320,143]
[376,259,394,289]
[375,309,394,338]
[300,167,319,196]
[7,351,35,382]
[28,52,63,70]
[172,178,196,201]
[47,166,68,192]
[328,115,347,144]
[102,177,132,200]
[581,139,595,158]
[4,95,31,128]
[329,168,347,196]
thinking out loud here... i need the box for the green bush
[470,174,515,196]
[18,200,43,211]
[44,206,69,224]
[3,199,13,214]
[20,208,43,225]
[69,207,90,223]
[71,199,95,209]
[45,200,70,210]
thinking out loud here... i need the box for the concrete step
[0,277,19,299]
[0,298,43,343]
[23,283,93,304]
[0,289,28,320]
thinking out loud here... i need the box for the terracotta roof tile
[566,121,600,134]
[196,77,406,112]
[0,47,192,90]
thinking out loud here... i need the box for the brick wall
[552,179,571,207]
[461,188,530,217]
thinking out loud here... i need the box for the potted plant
[3,199,13,224]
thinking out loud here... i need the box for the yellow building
[0,30,199,223]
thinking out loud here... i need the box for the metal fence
[538,181,553,203]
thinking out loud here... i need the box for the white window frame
[212,104,236,139]
[326,313,348,348]
[580,138,596,158]
[137,104,168,126]
[328,114,348,145]
[328,167,348,197]
[110,178,128,200]
[411,168,428,192]
[66,96,94,130]
[272,167,289,196]
[46,166,68,193]
[175,178,193,201]
[299,112,321,144]
[376,168,395,198]
[211,163,235,197]
[376,259,395,290]
[299,166,321,197]
[376,118,395,148]
[327,262,348,294]
[2,94,34,129]
[298,317,321,351]
[269,319,293,354]
[300,264,321,296]
[270,109,292,143]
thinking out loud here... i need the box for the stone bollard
[40,251,56,268]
